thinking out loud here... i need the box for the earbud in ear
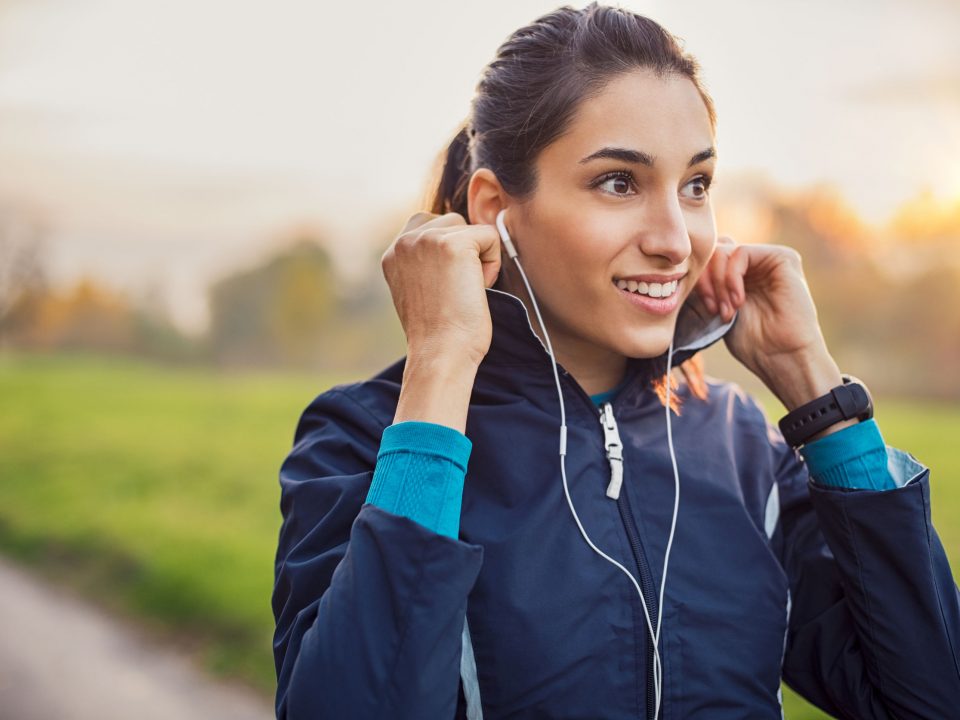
[495,208,519,260]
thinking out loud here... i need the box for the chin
[620,330,675,360]
[624,340,670,360]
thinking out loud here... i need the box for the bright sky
[0,0,958,331]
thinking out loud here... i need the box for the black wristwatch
[778,374,874,449]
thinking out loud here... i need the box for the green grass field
[0,352,957,717]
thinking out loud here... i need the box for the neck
[496,277,628,396]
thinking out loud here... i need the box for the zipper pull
[599,402,624,500]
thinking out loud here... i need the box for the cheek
[688,216,717,268]
[529,210,609,274]
[525,180,632,274]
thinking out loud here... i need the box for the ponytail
[429,123,472,218]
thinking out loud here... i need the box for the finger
[727,245,754,307]
[725,245,751,307]
[710,246,733,319]
[717,237,745,319]
[466,225,502,287]
[698,236,736,314]
[447,225,503,288]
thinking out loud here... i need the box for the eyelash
[590,170,714,199]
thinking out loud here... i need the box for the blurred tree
[131,280,206,364]
[7,278,134,353]
[0,203,199,361]
[208,237,336,368]
[0,206,48,348]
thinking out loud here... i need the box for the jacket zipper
[600,403,625,499]
[600,400,660,720]
[558,370,660,719]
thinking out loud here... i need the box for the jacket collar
[481,286,738,387]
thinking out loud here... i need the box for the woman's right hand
[381,211,503,367]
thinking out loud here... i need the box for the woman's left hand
[692,236,835,399]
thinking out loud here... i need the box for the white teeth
[615,278,679,297]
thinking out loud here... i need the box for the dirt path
[0,555,275,720]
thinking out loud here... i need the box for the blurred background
[0,0,957,718]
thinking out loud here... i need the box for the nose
[638,194,692,267]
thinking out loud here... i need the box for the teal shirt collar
[589,370,633,406]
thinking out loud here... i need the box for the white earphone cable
[495,209,680,719]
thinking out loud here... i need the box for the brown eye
[594,171,636,197]
[681,175,712,201]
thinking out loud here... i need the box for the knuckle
[397,227,458,255]
[442,211,467,225]
[436,236,461,258]
[419,228,443,244]
[424,227,461,252]
[405,211,435,228]
[393,233,414,252]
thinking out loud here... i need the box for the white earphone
[494,208,681,719]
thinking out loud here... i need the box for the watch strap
[778,374,874,449]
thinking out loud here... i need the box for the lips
[613,271,687,284]
[614,277,682,315]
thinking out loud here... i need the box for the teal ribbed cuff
[799,417,896,490]
[365,420,472,539]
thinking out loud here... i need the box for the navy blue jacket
[273,286,960,719]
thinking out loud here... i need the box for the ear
[467,168,509,226]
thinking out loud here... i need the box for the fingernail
[720,301,729,316]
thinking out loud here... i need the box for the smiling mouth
[612,277,682,299]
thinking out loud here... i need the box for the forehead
[544,68,714,167]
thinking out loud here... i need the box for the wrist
[394,351,480,433]
[406,334,488,371]
[404,345,482,379]
[758,346,844,412]
[804,416,860,443]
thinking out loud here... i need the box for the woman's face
[501,68,718,370]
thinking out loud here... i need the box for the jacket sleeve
[768,414,960,718]
[272,387,485,720]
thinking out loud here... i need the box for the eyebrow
[579,146,716,168]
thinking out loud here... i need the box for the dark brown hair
[428,2,716,413]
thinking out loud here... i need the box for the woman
[272,4,960,718]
